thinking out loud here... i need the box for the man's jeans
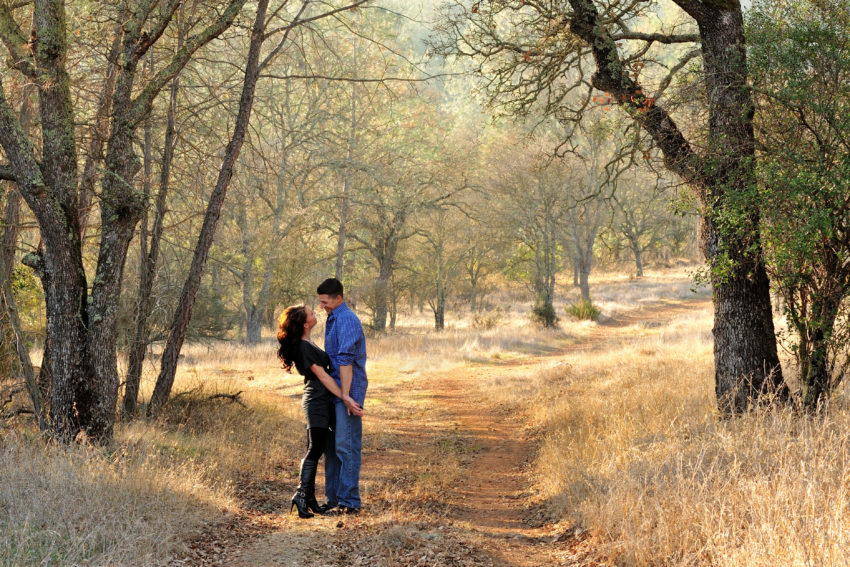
[324,400,362,508]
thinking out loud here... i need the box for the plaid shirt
[324,302,368,405]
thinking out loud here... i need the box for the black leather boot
[300,459,325,515]
[291,460,315,519]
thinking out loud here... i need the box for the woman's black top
[293,340,335,429]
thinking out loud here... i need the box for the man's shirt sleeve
[334,313,362,367]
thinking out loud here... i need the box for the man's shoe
[318,501,338,514]
[322,504,360,516]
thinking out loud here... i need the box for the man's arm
[310,363,363,416]
[339,364,357,415]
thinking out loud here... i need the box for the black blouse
[294,340,333,387]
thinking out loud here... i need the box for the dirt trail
[174,298,711,567]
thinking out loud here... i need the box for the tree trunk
[373,276,389,332]
[567,0,786,412]
[336,79,357,280]
[699,11,786,411]
[149,0,272,415]
[434,287,446,330]
[124,66,181,417]
[799,288,843,411]
[712,257,785,412]
[630,238,644,277]
[78,28,122,239]
[390,287,398,331]
[245,306,263,343]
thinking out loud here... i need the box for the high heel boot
[300,459,325,515]
[291,460,315,519]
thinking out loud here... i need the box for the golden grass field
[3,268,850,565]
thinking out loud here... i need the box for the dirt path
[173,298,711,567]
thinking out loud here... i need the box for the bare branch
[612,32,700,44]
[208,390,246,407]
[654,47,701,100]
[259,0,311,71]
[258,72,460,83]
[0,2,38,79]
[129,0,248,127]
[567,0,701,184]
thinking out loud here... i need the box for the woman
[277,305,363,518]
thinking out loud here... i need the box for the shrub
[566,299,600,321]
[472,307,503,330]
[532,301,558,327]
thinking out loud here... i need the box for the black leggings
[303,427,331,462]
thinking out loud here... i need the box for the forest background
[1,0,849,564]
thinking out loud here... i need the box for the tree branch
[0,76,46,203]
[0,2,38,79]
[129,0,248,127]
[567,0,701,185]
[611,32,700,44]
[654,47,701,100]
[669,0,713,22]
[128,0,182,66]
[258,72,460,83]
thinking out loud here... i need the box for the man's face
[318,293,343,315]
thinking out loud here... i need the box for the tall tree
[435,0,787,411]
[749,0,850,410]
[0,0,248,442]
[148,0,276,416]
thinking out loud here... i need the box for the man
[317,277,367,514]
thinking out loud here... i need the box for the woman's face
[304,306,317,331]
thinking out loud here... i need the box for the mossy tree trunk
[567,0,786,412]
[0,0,248,442]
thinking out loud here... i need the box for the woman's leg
[291,428,315,518]
[301,427,331,513]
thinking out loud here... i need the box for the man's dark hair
[317,278,344,297]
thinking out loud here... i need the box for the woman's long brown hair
[277,305,307,372]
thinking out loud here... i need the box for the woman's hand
[343,394,364,417]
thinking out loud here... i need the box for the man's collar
[328,301,349,319]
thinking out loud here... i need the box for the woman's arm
[310,364,364,417]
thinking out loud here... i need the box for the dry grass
[0,430,224,566]
[17,266,837,566]
[516,303,850,566]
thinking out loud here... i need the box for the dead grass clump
[122,385,305,486]
[0,431,220,566]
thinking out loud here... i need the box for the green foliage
[186,283,240,341]
[10,266,45,340]
[565,299,601,321]
[747,0,850,406]
[532,300,558,327]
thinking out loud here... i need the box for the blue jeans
[324,400,362,508]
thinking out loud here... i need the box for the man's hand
[343,394,364,417]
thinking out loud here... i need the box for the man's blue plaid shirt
[324,302,368,405]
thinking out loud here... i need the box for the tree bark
[698,11,786,411]
[567,0,785,411]
[371,236,398,333]
[148,0,273,415]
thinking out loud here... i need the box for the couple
[276,278,367,517]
